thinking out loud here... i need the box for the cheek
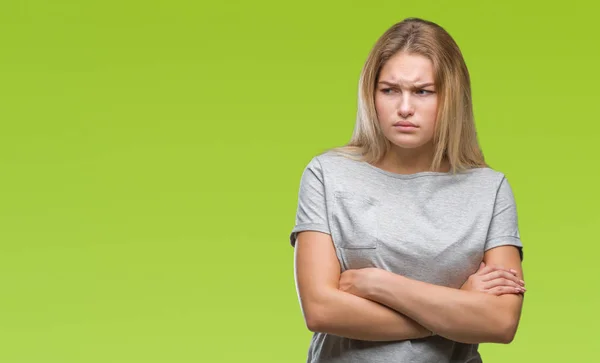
[418,101,438,132]
[374,97,383,112]
[375,98,393,117]
[425,98,438,113]
[424,101,438,120]
[374,99,386,120]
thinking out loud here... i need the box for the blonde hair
[326,17,488,174]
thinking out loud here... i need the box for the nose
[397,93,414,118]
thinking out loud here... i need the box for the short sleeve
[289,157,331,247]
[484,176,524,260]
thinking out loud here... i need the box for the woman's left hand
[339,268,383,299]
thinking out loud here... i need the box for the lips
[393,121,417,127]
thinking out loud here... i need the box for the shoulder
[315,149,355,163]
[443,167,510,201]
[306,149,363,173]
[465,168,520,208]
[464,167,507,186]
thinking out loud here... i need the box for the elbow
[499,322,518,344]
[299,288,339,333]
[303,303,328,333]
[306,315,322,333]
[494,316,519,344]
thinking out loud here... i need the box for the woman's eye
[416,89,433,95]
[381,88,395,94]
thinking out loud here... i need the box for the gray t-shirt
[289,150,523,363]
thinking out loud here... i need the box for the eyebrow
[378,81,435,88]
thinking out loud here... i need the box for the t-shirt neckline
[361,161,465,179]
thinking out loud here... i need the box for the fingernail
[520,280,525,285]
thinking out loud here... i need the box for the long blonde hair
[326,17,488,174]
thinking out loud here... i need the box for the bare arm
[294,230,431,341]
[363,245,524,344]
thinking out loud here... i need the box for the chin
[390,143,424,150]
[388,137,429,150]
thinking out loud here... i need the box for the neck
[376,144,449,175]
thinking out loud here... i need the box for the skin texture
[338,246,525,343]
[295,231,525,342]
[373,51,449,174]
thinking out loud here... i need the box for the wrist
[366,268,393,300]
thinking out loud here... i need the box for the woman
[289,18,525,362]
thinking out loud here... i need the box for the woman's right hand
[461,262,526,296]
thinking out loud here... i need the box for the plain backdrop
[0,1,598,362]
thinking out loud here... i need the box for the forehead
[379,52,434,83]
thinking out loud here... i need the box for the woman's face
[374,52,438,152]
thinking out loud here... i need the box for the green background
[1,0,598,362]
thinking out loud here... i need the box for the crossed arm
[294,231,525,344]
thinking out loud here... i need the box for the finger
[509,268,520,277]
[476,264,497,276]
[487,286,524,296]
[481,270,525,286]
[475,262,486,275]
[489,265,521,279]
[484,278,526,291]
[477,264,512,276]
[494,266,520,276]
[486,270,525,285]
